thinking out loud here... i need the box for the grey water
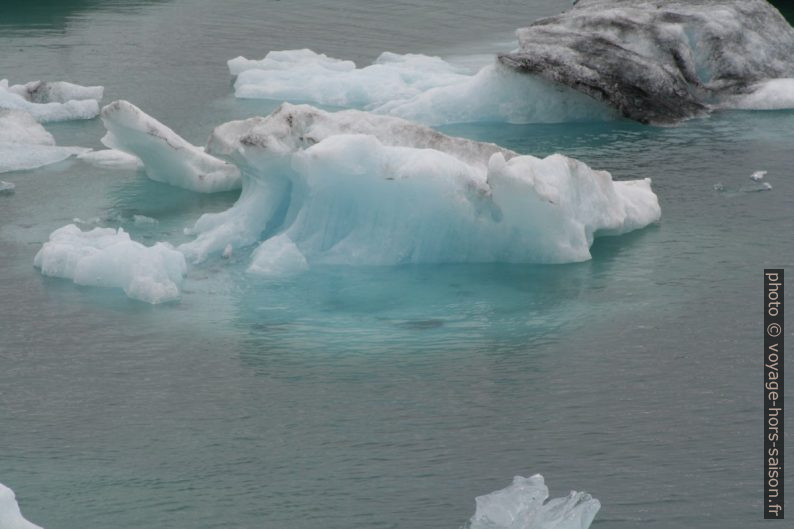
[0,1,791,528]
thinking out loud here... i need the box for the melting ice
[0,109,89,173]
[0,79,103,122]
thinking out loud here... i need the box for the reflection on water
[1,0,169,31]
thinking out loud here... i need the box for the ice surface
[0,79,101,122]
[500,0,794,123]
[180,103,660,266]
[728,79,794,110]
[0,109,89,173]
[34,224,187,304]
[230,49,614,125]
[0,181,15,195]
[0,483,43,529]
[464,475,600,529]
[77,149,143,170]
[750,170,767,181]
[100,100,241,192]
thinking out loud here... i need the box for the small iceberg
[99,100,241,192]
[180,103,661,267]
[34,224,187,304]
[0,79,103,122]
[0,180,15,195]
[0,109,89,173]
[0,483,43,529]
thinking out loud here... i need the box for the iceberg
[229,49,615,125]
[0,109,89,173]
[0,79,102,122]
[99,100,241,192]
[465,475,600,529]
[180,103,660,267]
[34,224,187,304]
[499,0,794,123]
[0,483,43,529]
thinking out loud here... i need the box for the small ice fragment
[762,182,773,190]
[0,180,15,195]
[750,170,767,181]
[77,149,143,170]
[133,214,158,226]
[713,183,725,192]
[222,244,233,259]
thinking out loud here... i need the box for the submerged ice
[181,103,660,268]
[230,49,615,125]
[34,224,187,304]
[0,79,102,122]
[99,100,241,192]
[0,109,89,173]
[499,0,794,123]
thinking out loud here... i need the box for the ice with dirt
[99,100,241,192]
[230,49,614,125]
[0,109,89,173]
[180,103,660,269]
[34,224,187,304]
[0,79,102,122]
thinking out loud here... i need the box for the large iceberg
[499,0,794,123]
[465,475,600,529]
[180,103,660,267]
[0,79,102,122]
[99,100,241,192]
[0,483,42,529]
[34,224,187,304]
[229,49,615,125]
[0,109,89,173]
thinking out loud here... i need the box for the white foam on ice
[0,483,43,529]
[0,79,101,122]
[465,474,600,529]
[77,149,143,170]
[0,109,89,173]
[727,79,794,110]
[230,49,614,125]
[34,224,187,304]
[99,100,241,193]
[180,104,660,267]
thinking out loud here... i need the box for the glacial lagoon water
[1,1,792,528]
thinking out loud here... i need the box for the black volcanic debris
[499,0,794,124]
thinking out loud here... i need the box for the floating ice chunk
[729,78,794,110]
[222,243,233,259]
[230,49,613,125]
[465,475,600,529]
[0,109,89,173]
[499,0,794,123]
[0,79,101,122]
[34,224,187,304]
[133,214,158,226]
[99,100,241,193]
[180,103,660,265]
[0,180,15,195]
[750,170,767,181]
[247,234,309,277]
[76,149,143,170]
[0,483,44,529]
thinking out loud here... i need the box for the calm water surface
[0,1,791,528]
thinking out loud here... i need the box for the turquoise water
[1,1,792,528]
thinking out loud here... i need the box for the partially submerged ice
[0,79,103,122]
[0,109,89,173]
[181,103,661,269]
[229,49,615,125]
[465,475,600,529]
[34,224,187,304]
[499,0,794,124]
[0,483,43,529]
[99,100,241,192]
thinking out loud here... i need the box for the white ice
[180,103,660,268]
[77,149,143,171]
[99,100,241,193]
[34,224,187,304]
[230,49,614,125]
[0,109,89,173]
[0,79,102,122]
[464,475,600,529]
[728,79,794,110]
[0,483,43,529]
[0,181,15,195]
[750,170,767,181]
